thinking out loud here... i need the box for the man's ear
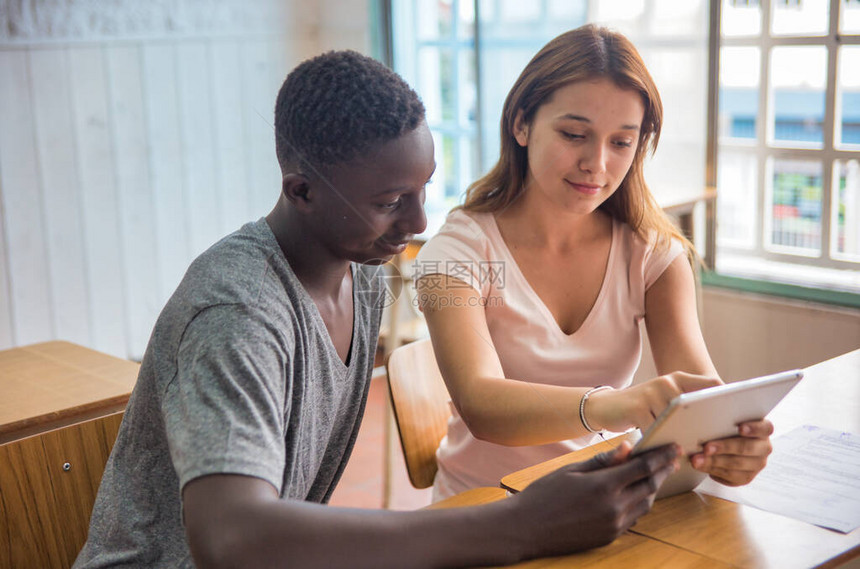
[281,173,312,212]
[513,110,529,147]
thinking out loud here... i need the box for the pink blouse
[413,209,685,499]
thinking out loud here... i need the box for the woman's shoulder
[613,220,686,287]
[424,209,494,248]
[443,208,494,233]
[614,220,683,255]
[415,208,497,274]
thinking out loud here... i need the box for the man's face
[306,121,435,264]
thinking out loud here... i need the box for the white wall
[635,288,860,383]
[699,288,860,381]
[0,0,369,360]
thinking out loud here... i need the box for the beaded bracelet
[579,385,613,433]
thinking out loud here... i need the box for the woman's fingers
[690,422,774,485]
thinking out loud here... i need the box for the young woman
[415,25,774,500]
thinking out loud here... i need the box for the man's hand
[690,419,774,486]
[509,442,680,558]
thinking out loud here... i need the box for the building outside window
[715,0,860,295]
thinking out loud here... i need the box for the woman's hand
[586,372,722,433]
[689,419,774,486]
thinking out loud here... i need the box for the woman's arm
[643,254,717,377]
[641,254,773,486]
[418,274,717,446]
[418,274,594,445]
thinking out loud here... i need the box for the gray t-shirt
[74,219,384,568]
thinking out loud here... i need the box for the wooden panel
[209,39,250,234]
[141,43,190,301]
[0,424,65,568]
[105,45,161,360]
[29,48,91,347]
[67,46,128,358]
[0,412,123,569]
[177,41,221,257]
[0,50,53,345]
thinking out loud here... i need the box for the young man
[74,50,679,569]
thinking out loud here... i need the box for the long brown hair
[462,24,692,254]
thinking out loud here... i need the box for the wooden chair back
[385,338,451,489]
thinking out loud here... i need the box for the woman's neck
[494,189,610,254]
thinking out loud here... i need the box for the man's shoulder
[181,220,293,307]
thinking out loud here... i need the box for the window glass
[549,0,586,20]
[591,0,647,35]
[499,0,541,22]
[842,0,860,33]
[651,0,705,36]
[768,158,823,254]
[838,46,860,148]
[417,47,453,124]
[719,46,760,141]
[642,47,708,194]
[417,0,454,39]
[717,150,758,248]
[833,159,860,261]
[772,0,829,36]
[770,46,827,147]
[721,0,761,37]
[458,0,475,39]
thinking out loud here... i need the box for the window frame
[708,0,860,304]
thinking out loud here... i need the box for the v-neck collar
[485,213,617,339]
[261,221,358,372]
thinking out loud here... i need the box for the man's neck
[265,203,351,301]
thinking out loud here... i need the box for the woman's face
[513,78,645,215]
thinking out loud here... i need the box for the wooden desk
[429,487,730,568]
[0,341,140,568]
[0,341,139,444]
[499,349,860,569]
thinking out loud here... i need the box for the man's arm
[183,443,680,569]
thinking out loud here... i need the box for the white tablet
[631,369,803,499]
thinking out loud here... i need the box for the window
[715,0,860,294]
[391,0,710,237]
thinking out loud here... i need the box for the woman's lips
[566,180,602,195]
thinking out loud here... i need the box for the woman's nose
[579,142,607,175]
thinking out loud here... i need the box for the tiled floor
[329,372,434,510]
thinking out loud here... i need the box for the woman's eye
[561,131,584,140]
[613,140,633,148]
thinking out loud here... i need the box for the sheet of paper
[698,425,860,533]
